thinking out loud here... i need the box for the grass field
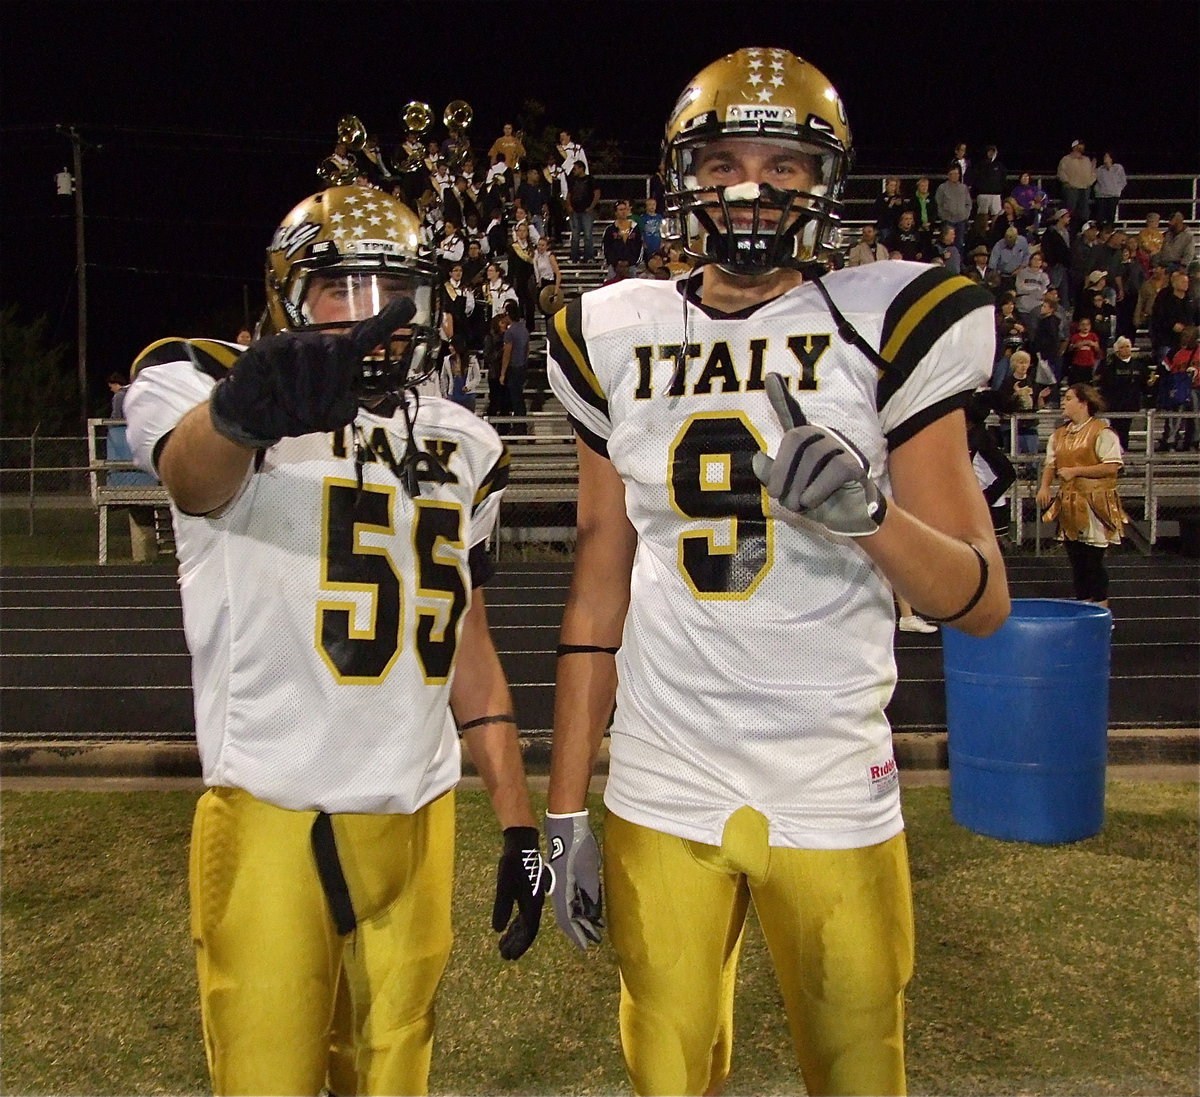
[1,783,1196,1096]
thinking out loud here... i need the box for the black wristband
[556,643,619,656]
[920,542,990,624]
[458,714,517,732]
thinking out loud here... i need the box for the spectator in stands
[1010,171,1048,227]
[1037,384,1128,610]
[1151,268,1200,363]
[602,199,645,279]
[1136,263,1168,334]
[481,261,519,326]
[1077,277,1117,355]
[556,130,588,174]
[107,372,129,418]
[641,252,670,279]
[440,262,475,372]
[1069,220,1102,305]
[665,242,691,275]
[934,225,962,273]
[499,300,530,428]
[1136,212,1165,264]
[1032,295,1066,404]
[566,161,599,263]
[887,209,926,261]
[603,258,634,285]
[1092,152,1127,226]
[484,311,512,424]
[435,219,466,275]
[1066,316,1103,385]
[1155,324,1199,451]
[1160,212,1197,272]
[966,390,1017,540]
[847,224,888,265]
[935,165,972,254]
[951,142,970,185]
[637,197,663,261]
[995,294,1028,353]
[973,145,1008,221]
[442,176,478,232]
[909,176,936,239]
[516,167,550,237]
[987,197,1030,246]
[965,244,993,287]
[993,349,1042,454]
[1095,335,1151,450]
[489,123,526,170]
[1015,251,1050,327]
[235,328,253,347]
[1115,239,1144,339]
[1041,207,1074,304]
[1056,140,1097,226]
[508,220,538,333]
[989,226,1031,292]
[1088,226,1127,300]
[872,176,906,236]
[543,160,568,245]
[532,235,562,330]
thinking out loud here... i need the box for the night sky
[3,0,1197,414]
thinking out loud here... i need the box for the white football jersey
[125,339,508,814]
[547,262,994,850]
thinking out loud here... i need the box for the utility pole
[56,126,88,428]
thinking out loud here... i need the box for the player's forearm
[1065,461,1121,479]
[452,592,536,830]
[158,401,254,515]
[859,505,1010,636]
[463,721,536,830]
[548,651,617,813]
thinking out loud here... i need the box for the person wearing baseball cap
[1057,139,1097,227]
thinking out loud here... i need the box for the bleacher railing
[2,412,1196,563]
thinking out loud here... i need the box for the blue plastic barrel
[942,598,1111,844]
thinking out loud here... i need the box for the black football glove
[492,826,550,961]
[544,810,604,950]
[208,297,416,448]
[751,372,888,537]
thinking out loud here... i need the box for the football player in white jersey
[543,49,1011,1096]
[124,185,549,1096]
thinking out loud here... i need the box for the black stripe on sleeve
[567,414,609,458]
[131,338,241,382]
[885,391,972,451]
[877,270,994,411]
[472,445,511,513]
[546,299,610,420]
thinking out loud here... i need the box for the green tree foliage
[0,306,77,435]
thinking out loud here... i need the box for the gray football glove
[544,810,604,950]
[751,372,888,537]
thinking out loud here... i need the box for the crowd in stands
[341,126,1200,447]
[842,140,1200,454]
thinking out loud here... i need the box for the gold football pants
[188,785,455,1096]
[604,807,914,1097]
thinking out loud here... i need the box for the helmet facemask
[666,133,849,274]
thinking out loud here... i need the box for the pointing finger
[764,372,807,430]
[350,297,418,354]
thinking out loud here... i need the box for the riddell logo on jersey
[867,757,899,800]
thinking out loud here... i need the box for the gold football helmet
[663,47,852,272]
[264,185,442,392]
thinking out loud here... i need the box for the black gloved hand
[492,825,550,961]
[209,297,416,448]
